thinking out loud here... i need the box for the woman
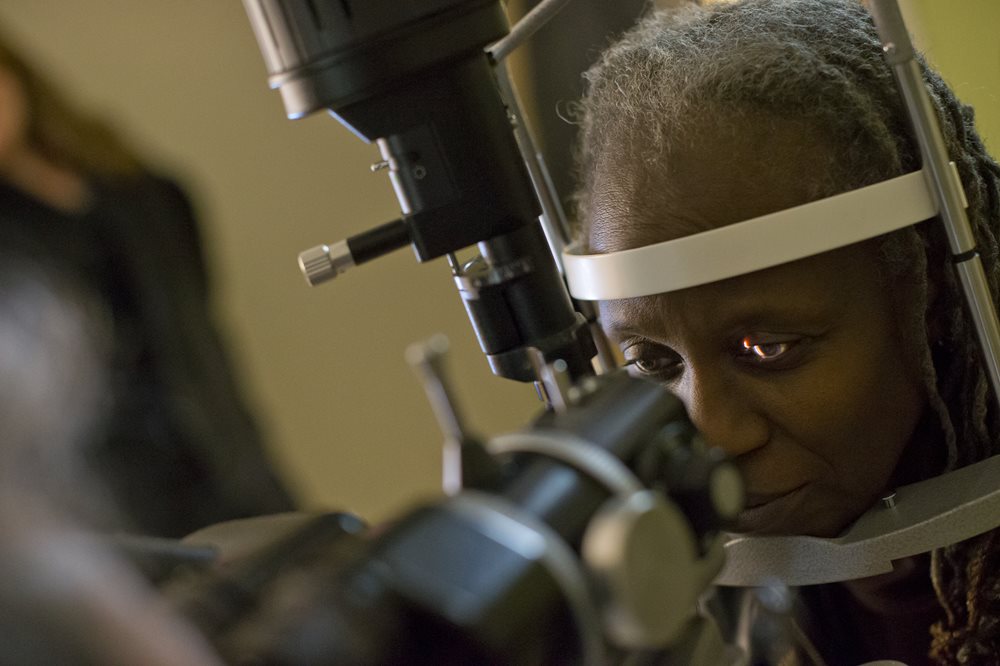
[573,0,999,663]
[0,33,295,538]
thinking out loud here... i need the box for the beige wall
[903,0,1000,152]
[1,1,996,523]
[0,1,539,522]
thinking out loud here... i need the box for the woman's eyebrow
[604,327,649,346]
[600,310,668,342]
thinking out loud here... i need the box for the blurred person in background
[0,257,223,665]
[0,30,295,538]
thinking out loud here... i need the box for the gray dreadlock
[572,0,1000,663]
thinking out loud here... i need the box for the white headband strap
[563,163,965,300]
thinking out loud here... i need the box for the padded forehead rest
[564,164,964,300]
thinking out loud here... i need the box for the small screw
[412,165,427,180]
[883,42,896,57]
[370,160,390,172]
[882,492,897,509]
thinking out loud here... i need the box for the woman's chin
[730,487,858,538]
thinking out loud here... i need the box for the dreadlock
[572,1,1000,663]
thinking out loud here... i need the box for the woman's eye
[633,358,664,374]
[625,354,681,377]
[740,336,797,362]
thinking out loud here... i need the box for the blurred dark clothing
[0,173,295,537]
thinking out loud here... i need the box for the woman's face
[589,127,928,537]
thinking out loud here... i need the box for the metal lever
[407,335,501,495]
[405,334,468,444]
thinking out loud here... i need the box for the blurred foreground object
[0,260,222,665]
[168,371,741,665]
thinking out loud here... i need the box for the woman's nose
[672,367,768,458]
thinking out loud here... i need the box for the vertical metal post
[869,0,1000,411]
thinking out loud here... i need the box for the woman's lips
[734,484,808,534]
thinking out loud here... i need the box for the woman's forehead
[586,119,841,252]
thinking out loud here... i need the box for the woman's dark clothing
[798,567,940,666]
[0,173,295,537]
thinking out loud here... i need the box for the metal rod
[406,335,469,494]
[487,0,574,63]
[494,64,571,268]
[869,0,1000,411]
[406,335,467,443]
[493,62,618,373]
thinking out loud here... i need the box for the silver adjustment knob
[583,490,711,649]
[297,240,355,286]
